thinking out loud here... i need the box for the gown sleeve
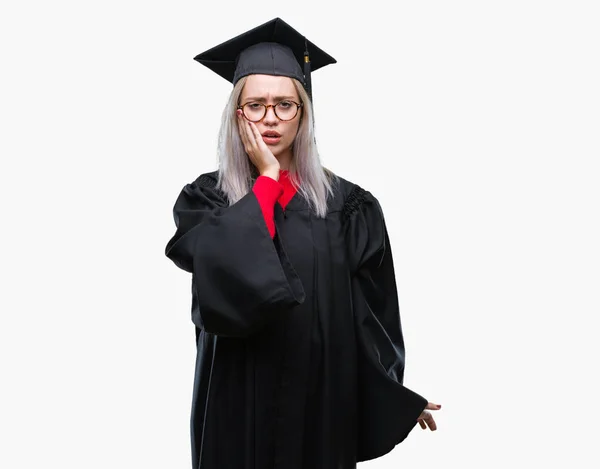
[165,174,305,337]
[343,185,429,462]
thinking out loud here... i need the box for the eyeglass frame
[237,100,304,122]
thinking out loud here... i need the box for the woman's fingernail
[236,109,241,116]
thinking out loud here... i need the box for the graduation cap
[193,17,336,102]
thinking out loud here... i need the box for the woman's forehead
[241,74,298,99]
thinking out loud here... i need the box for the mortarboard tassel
[303,37,317,142]
[303,38,312,102]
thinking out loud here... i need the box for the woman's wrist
[261,166,280,181]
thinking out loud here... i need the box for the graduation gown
[165,170,428,469]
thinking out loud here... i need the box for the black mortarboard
[193,17,336,101]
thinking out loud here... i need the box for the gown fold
[165,174,305,337]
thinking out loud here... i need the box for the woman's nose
[263,105,278,123]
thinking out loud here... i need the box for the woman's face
[239,74,302,158]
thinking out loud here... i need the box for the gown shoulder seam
[190,171,229,201]
[342,184,368,221]
[194,171,219,189]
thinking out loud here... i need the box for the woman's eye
[278,101,292,108]
[247,103,261,109]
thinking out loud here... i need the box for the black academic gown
[165,170,428,469]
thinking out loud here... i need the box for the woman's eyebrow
[243,96,296,102]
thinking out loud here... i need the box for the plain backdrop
[1,1,599,468]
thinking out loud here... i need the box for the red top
[252,169,298,238]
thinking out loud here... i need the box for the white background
[1,1,599,468]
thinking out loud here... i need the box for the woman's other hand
[237,109,280,178]
[417,402,442,431]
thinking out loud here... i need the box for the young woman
[165,17,441,469]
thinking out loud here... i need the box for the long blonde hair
[214,76,336,218]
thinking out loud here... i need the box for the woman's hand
[417,402,442,431]
[236,109,280,177]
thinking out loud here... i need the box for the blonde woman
[165,17,441,469]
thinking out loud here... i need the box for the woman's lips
[262,135,281,145]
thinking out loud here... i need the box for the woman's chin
[270,142,289,157]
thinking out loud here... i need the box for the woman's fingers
[248,121,279,169]
[418,411,437,431]
[417,403,441,431]
[248,121,264,148]
[237,112,250,151]
[237,113,261,154]
[425,402,442,410]
[247,120,260,146]
[425,414,437,431]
